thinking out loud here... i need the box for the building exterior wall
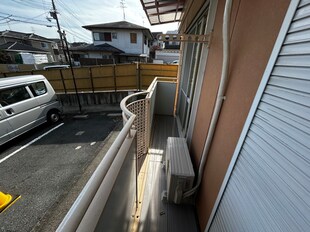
[155,49,179,63]
[181,0,290,230]
[30,40,58,62]
[92,29,146,54]
[87,52,111,59]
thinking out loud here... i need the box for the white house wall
[155,50,180,63]
[88,53,104,59]
[93,29,147,54]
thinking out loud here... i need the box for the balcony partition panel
[122,77,177,160]
[154,82,176,115]
[122,92,150,159]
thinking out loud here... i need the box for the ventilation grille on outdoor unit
[165,137,195,204]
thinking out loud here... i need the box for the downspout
[184,0,233,198]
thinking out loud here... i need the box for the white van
[0,75,62,146]
[43,65,69,70]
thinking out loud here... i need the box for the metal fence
[0,63,178,93]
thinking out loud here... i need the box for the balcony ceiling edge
[140,0,186,25]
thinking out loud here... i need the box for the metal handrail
[147,76,177,96]
[121,77,177,118]
[120,91,148,122]
[57,77,177,232]
[57,115,136,232]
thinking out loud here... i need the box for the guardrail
[57,77,177,232]
[57,116,137,232]
[121,77,177,158]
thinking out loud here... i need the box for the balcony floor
[137,115,199,232]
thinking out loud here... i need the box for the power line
[10,0,47,10]
[1,0,90,43]
[0,19,54,27]
[56,0,85,25]
[61,27,91,42]
[59,19,90,41]
[52,7,90,42]
[0,12,54,26]
[0,12,51,24]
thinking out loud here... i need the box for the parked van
[43,65,69,70]
[0,75,62,146]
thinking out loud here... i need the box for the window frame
[130,33,137,44]
[0,85,32,107]
[93,32,112,41]
[29,81,47,96]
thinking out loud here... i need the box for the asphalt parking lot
[0,112,121,232]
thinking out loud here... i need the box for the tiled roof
[0,42,47,53]
[73,43,124,53]
[83,21,153,39]
[83,21,148,30]
[0,30,53,42]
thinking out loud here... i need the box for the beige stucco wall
[183,0,290,230]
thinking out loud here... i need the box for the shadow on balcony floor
[137,115,199,232]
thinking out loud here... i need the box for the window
[102,54,112,59]
[177,11,208,136]
[53,49,59,55]
[130,33,137,43]
[144,36,147,45]
[112,33,117,39]
[93,32,112,41]
[41,42,48,48]
[0,86,31,106]
[29,82,47,96]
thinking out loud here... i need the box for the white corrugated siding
[209,1,310,231]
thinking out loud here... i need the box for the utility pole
[51,0,68,63]
[63,30,82,113]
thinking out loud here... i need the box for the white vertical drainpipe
[184,0,233,198]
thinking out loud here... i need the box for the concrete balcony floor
[133,115,199,232]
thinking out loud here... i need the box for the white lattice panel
[127,99,149,158]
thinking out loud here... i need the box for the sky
[0,0,179,43]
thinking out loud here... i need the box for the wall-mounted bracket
[157,33,211,43]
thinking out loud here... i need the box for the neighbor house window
[112,33,117,39]
[41,42,48,48]
[93,32,112,41]
[130,33,137,43]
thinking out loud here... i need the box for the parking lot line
[0,123,64,165]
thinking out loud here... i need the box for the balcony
[57,77,199,232]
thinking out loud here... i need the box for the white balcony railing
[57,77,177,232]
[121,77,177,158]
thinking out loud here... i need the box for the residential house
[0,30,60,64]
[58,0,310,232]
[49,38,70,63]
[0,42,49,65]
[149,32,164,59]
[70,43,124,66]
[81,21,153,64]
[155,30,180,63]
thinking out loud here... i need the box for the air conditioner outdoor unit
[165,137,195,204]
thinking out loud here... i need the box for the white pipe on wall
[183,0,234,198]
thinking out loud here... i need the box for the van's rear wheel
[47,111,60,123]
